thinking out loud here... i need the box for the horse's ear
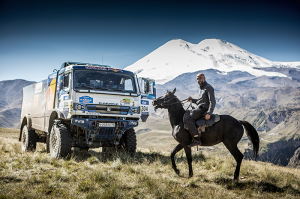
[172,88,176,94]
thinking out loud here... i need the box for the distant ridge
[0,79,35,128]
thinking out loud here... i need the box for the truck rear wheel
[21,125,37,152]
[124,128,137,154]
[49,123,72,159]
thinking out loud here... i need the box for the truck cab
[19,62,156,158]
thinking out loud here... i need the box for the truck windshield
[74,70,136,93]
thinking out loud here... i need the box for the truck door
[138,77,156,122]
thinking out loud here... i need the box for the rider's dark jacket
[191,81,216,115]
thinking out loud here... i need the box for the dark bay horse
[152,88,259,180]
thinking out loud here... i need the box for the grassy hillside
[1,128,300,198]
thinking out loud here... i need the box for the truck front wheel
[21,125,37,152]
[102,128,137,154]
[124,128,137,154]
[49,123,72,159]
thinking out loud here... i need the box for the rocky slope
[288,147,300,168]
[245,138,300,166]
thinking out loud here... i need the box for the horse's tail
[239,120,260,160]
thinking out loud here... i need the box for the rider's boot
[188,135,201,147]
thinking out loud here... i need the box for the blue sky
[0,0,299,82]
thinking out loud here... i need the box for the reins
[161,97,188,106]
[161,97,194,111]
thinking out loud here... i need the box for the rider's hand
[187,96,192,102]
[205,114,210,120]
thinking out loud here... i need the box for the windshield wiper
[76,85,93,89]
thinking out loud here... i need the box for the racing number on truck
[141,106,148,112]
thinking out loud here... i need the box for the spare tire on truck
[49,123,72,159]
[21,125,37,152]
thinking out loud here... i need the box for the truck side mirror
[146,80,150,93]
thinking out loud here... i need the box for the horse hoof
[175,169,180,175]
[232,177,239,182]
[188,174,193,178]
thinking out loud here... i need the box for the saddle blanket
[183,110,220,133]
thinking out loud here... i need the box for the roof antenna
[101,55,103,64]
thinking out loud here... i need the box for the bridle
[156,96,188,108]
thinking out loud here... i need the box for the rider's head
[196,73,205,85]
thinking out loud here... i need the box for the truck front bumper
[71,118,138,142]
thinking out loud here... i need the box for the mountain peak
[162,39,194,50]
[125,38,297,84]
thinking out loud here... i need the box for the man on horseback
[186,73,216,147]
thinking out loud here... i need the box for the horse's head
[152,88,177,109]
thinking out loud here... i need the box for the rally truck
[19,62,156,158]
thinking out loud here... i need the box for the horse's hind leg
[223,142,244,180]
[171,143,183,175]
[184,146,193,178]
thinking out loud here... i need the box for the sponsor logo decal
[120,98,133,106]
[85,66,107,70]
[63,95,70,100]
[141,100,149,105]
[79,96,93,103]
[108,68,123,72]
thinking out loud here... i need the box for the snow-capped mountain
[125,39,300,84]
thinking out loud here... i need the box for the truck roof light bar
[61,62,111,69]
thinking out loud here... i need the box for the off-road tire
[49,123,72,159]
[21,125,37,152]
[102,128,136,154]
[124,128,137,154]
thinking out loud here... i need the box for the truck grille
[86,104,130,114]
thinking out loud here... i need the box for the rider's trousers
[185,107,208,136]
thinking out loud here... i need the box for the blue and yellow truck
[19,62,156,158]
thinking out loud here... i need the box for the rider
[186,73,216,147]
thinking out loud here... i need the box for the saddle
[183,110,220,133]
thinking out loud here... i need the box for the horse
[152,88,259,180]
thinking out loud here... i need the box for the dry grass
[0,128,300,198]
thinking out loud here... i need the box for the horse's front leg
[184,146,193,178]
[170,143,183,175]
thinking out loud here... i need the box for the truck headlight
[75,104,85,110]
[130,107,139,114]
